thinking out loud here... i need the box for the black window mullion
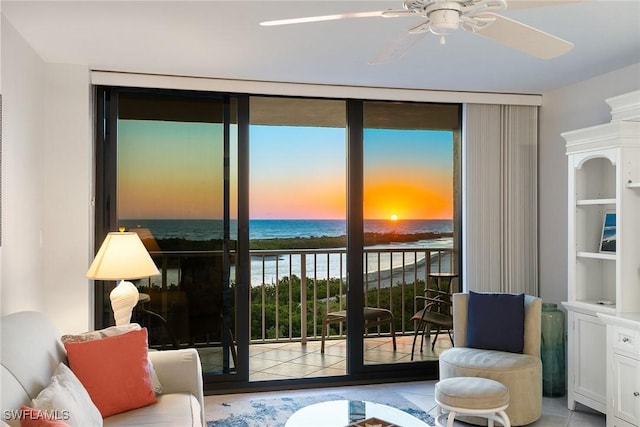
[94,86,119,329]
[222,95,231,373]
[346,99,364,374]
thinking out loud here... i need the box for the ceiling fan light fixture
[427,8,460,35]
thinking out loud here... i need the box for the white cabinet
[567,310,607,413]
[612,353,639,427]
[563,90,640,416]
[598,313,640,427]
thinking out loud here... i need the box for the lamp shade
[86,231,160,280]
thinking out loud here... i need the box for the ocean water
[120,218,452,241]
[120,219,453,286]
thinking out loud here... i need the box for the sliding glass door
[95,88,246,383]
[361,101,460,367]
[248,96,347,381]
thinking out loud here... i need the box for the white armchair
[439,293,543,426]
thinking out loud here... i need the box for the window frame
[94,86,462,391]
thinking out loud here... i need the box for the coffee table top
[285,400,430,427]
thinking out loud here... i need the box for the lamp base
[110,280,139,326]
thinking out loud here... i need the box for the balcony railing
[249,247,454,344]
[135,247,455,349]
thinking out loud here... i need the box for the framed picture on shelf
[599,212,616,253]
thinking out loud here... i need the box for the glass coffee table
[285,400,430,427]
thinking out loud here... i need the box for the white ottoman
[435,377,511,427]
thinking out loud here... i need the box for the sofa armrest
[148,348,204,425]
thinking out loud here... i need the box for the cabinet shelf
[576,198,616,206]
[577,251,616,260]
[572,300,617,314]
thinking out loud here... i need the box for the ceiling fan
[260,0,578,64]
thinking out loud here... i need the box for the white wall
[1,17,92,333]
[1,16,46,314]
[42,64,93,333]
[538,63,640,306]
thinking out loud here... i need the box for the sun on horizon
[390,214,398,221]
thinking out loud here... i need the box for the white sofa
[1,311,205,427]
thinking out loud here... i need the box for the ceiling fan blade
[506,0,586,10]
[380,10,417,18]
[475,13,573,59]
[369,30,427,65]
[260,10,387,26]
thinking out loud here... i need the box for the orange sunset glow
[363,181,452,220]
[363,128,454,220]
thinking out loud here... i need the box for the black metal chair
[410,287,454,360]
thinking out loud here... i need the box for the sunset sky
[118,121,453,220]
[118,120,225,219]
[364,128,453,220]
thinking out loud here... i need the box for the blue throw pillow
[466,291,525,353]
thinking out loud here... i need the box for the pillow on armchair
[466,291,525,353]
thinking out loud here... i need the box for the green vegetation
[139,232,451,345]
[144,275,431,343]
[247,231,448,340]
[248,274,428,341]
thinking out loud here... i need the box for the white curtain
[463,104,538,295]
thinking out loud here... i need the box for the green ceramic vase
[541,303,566,397]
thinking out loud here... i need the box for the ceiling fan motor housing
[404,1,465,35]
[428,8,460,35]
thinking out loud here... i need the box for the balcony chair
[133,293,179,349]
[439,292,542,426]
[321,307,396,353]
[410,287,454,360]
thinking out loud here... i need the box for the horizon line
[119,217,454,221]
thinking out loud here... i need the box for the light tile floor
[199,333,451,379]
[203,334,606,426]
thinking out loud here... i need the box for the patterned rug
[207,389,435,427]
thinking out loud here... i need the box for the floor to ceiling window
[95,87,460,391]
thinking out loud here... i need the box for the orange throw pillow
[19,406,70,427]
[63,328,156,417]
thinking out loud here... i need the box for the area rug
[207,389,435,427]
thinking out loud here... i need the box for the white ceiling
[3,0,640,94]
